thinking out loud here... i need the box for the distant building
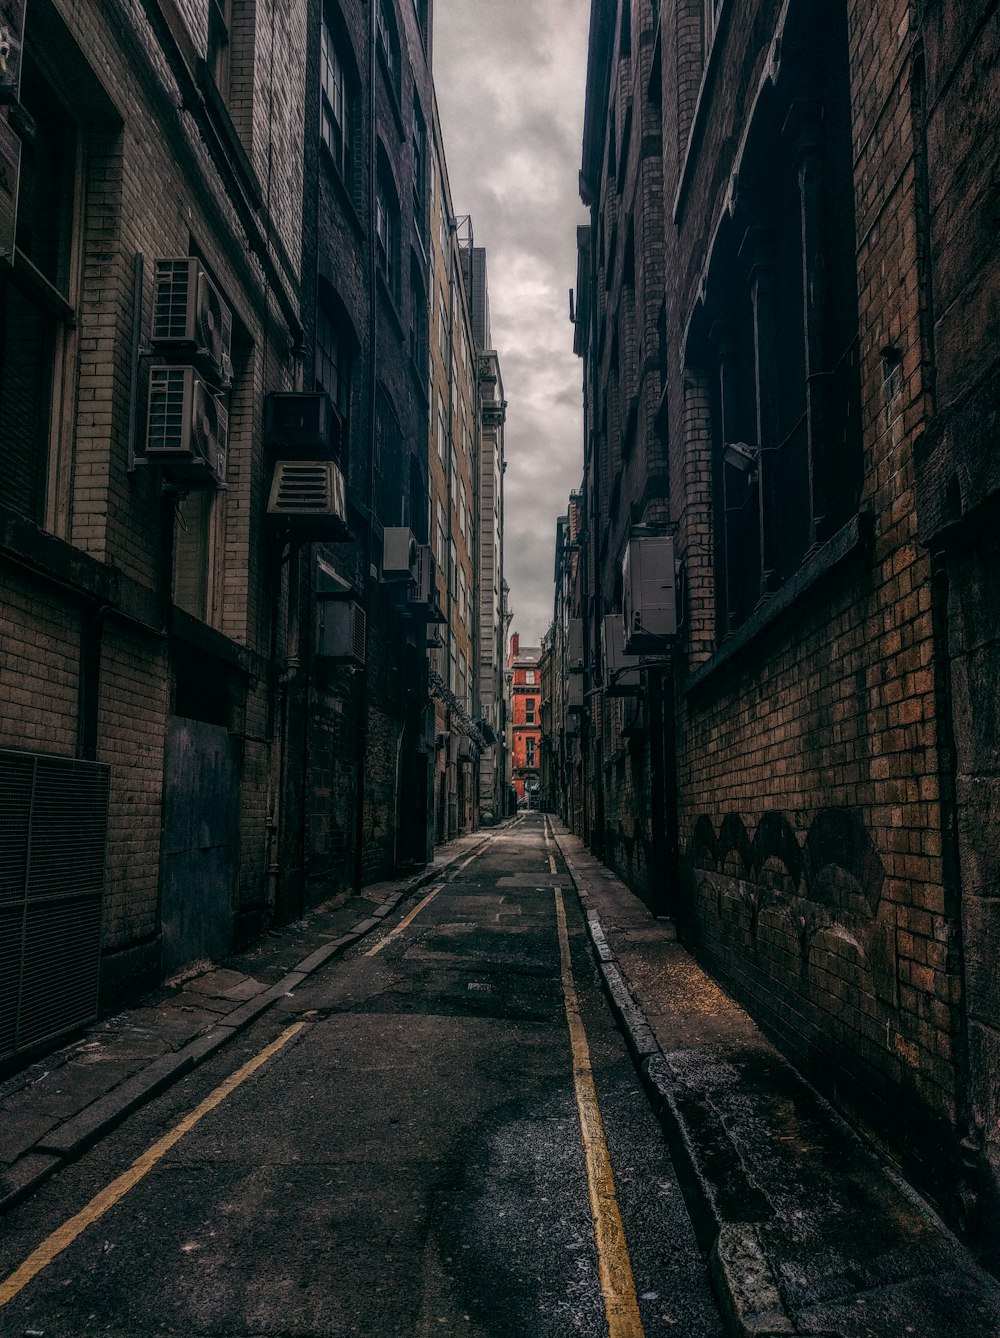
[507,633,542,806]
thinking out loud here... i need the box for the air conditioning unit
[267,459,346,518]
[406,543,445,620]
[382,527,418,583]
[458,734,475,761]
[622,534,677,653]
[602,613,642,696]
[152,257,233,385]
[264,391,339,458]
[145,365,227,486]
[316,599,366,667]
[567,672,585,714]
[567,617,584,670]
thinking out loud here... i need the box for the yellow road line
[365,883,443,956]
[554,888,645,1338]
[0,1021,306,1310]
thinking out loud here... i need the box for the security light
[723,440,760,473]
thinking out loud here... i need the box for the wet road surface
[0,814,722,1337]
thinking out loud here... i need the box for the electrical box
[622,534,676,653]
[382,527,418,583]
[316,599,366,667]
[602,614,642,696]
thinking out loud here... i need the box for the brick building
[0,0,493,1070]
[426,131,485,844]
[507,633,541,807]
[565,0,1000,1260]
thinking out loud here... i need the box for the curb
[0,829,500,1217]
[553,829,794,1338]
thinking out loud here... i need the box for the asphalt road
[0,814,723,1337]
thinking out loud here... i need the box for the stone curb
[552,827,795,1338]
[0,829,501,1217]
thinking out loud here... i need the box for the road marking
[0,1021,306,1311]
[543,816,558,874]
[365,883,443,956]
[554,888,645,1338]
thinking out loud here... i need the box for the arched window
[376,0,401,101]
[375,161,401,302]
[320,11,358,189]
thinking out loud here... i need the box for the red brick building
[507,633,542,806]
[565,0,1000,1263]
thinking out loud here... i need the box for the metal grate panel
[0,749,109,1065]
[152,258,196,343]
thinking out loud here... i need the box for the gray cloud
[433,0,590,643]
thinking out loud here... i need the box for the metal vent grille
[147,366,190,455]
[153,258,196,342]
[352,604,367,663]
[267,460,346,516]
[0,750,110,1063]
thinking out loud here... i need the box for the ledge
[684,511,872,697]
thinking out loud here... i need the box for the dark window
[0,56,76,525]
[315,290,352,423]
[377,0,401,101]
[409,255,428,377]
[374,386,406,527]
[620,0,631,57]
[208,0,230,98]
[412,98,427,227]
[376,168,400,302]
[320,16,352,184]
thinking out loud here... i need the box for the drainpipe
[353,0,379,890]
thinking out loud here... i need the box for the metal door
[160,718,239,975]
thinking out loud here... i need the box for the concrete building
[565,0,1000,1263]
[507,633,542,807]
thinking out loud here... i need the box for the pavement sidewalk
[0,826,497,1217]
[550,819,1000,1338]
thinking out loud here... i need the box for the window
[314,288,352,423]
[449,444,457,500]
[525,697,536,725]
[437,394,447,461]
[525,737,536,767]
[320,17,352,185]
[449,540,458,597]
[208,0,230,97]
[374,386,405,526]
[438,291,448,358]
[412,99,427,226]
[525,669,536,685]
[458,566,467,621]
[436,499,446,568]
[375,164,401,303]
[174,489,218,623]
[459,483,468,539]
[409,256,427,376]
[377,0,401,100]
[0,56,77,527]
[703,0,723,56]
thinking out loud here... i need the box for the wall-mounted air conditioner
[622,534,677,653]
[458,735,475,761]
[264,391,338,458]
[602,613,642,696]
[567,673,585,713]
[152,258,233,386]
[406,543,445,620]
[567,617,584,671]
[382,527,418,582]
[145,366,227,486]
[316,598,366,667]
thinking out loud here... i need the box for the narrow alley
[0,817,721,1337]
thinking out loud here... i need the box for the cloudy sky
[432,0,591,646]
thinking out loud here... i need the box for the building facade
[0,0,497,1070]
[426,126,484,844]
[507,633,542,807]
[565,0,1000,1262]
